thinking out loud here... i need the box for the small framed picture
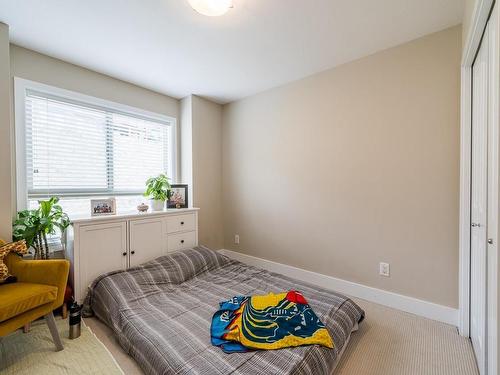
[90,198,116,216]
[168,185,188,209]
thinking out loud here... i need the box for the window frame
[14,77,177,210]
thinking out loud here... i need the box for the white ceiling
[0,0,463,104]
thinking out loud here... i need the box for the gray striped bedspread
[86,246,365,375]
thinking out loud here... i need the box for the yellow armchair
[0,247,70,351]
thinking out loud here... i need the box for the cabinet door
[129,217,166,267]
[78,221,127,301]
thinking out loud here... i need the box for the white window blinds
[25,90,175,199]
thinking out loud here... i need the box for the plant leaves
[12,196,70,246]
[144,173,172,201]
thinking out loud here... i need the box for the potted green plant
[144,173,172,211]
[12,197,70,259]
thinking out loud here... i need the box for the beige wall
[181,95,224,249]
[222,26,461,308]
[192,96,224,250]
[180,95,194,195]
[0,24,13,240]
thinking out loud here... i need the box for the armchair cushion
[7,257,69,308]
[0,282,58,322]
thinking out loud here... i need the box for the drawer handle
[181,240,185,244]
[122,252,127,256]
[181,221,185,225]
[131,251,135,255]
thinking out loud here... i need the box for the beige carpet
[334,298,479,375]
[0,317,123,375]
[86,298,479,375]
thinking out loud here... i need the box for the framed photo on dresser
[90,198,116,216]
[168,185,188,209]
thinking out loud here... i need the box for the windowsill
[70,207,199,224]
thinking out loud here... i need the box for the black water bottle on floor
[69,301,82,339]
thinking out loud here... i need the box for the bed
[86,246,364,375]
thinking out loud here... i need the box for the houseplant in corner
[144,173,172,211]
[12,197,70,259]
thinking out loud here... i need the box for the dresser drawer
[167,231,196,252]
[166,213,196,234]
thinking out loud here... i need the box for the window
[16,79,176,218]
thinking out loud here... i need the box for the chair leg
[44,312,63,351]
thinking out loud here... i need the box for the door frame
[460,1,498,374]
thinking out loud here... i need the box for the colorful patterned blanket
[211,290,334,353]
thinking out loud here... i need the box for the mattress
[86,246,364,375]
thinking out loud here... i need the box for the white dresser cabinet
[129,217,167,267]
[78,221,128,295]
[67,208,199,302]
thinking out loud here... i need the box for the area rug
[0,316,123,374]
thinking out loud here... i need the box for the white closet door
[471,24,489,375]
[486,4,500,375]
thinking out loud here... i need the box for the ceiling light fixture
[188,0,233,17]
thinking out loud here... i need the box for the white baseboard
[219,249,458,327]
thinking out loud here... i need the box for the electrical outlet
[379,262,390,277]
[234,234,240,244]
